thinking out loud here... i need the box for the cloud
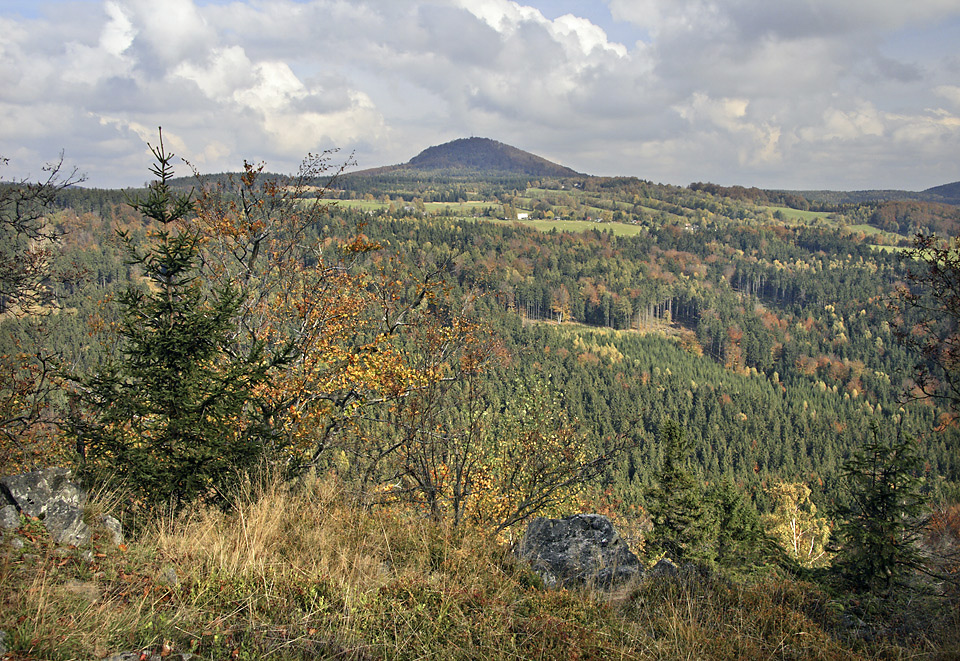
[0,0,958,190]
[100,1,135,56]
[173,46,256,100]
[609,0,959,39]
[935,85,960,108]
[673,92,782,167]
[800,104,886,142]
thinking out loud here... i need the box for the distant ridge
[351,137,582,179]
[766,181,960,207]
[924,181,960,205]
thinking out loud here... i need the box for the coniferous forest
[2,138,960,659]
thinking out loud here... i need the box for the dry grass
[1,471,956,659]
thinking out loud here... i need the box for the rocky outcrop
[518,513,641,589]
[1,467,84,517]
[0,467,122,548]
[0,504,18,530]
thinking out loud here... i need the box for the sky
[1,0,959,191]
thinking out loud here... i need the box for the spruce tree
[646,419,714,564]
[832,421,928,596]
[74,132,274,511]
[707,479,769,570]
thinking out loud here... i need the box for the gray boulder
[0,467,86,518]
[44,498,91,546]
[105,651,195,661]
[0,504,19,530]
[649,557,679,578]
[518,513,641,589]
[0,467,121,548]
[98,514,124,545]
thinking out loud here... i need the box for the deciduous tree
[892,233,960,413]
[0,154,82,314]
[364,369,630,537]
[186,155,463,475]
[762,481,830,567]
[0,154,82,473]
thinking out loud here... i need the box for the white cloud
[100,1,135,56]
[233,61,306,113]
[674,92,782,166]
[122,0,214,64]
[675,93,748,130]
[0,0,958,190]
[548,13,627,58]
[455,0,626,58]
[173,46,256,100]
[889,109,960,144]
[802,104,886,142]
[262,90,386,152]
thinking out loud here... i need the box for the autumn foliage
[185,155,487,479]
[63,133,616,530]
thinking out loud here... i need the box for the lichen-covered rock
[518,513,641,589]
[649,557,679,578]
[43,498,91,546]
[0,468,128,549]
[104,653,142,661]
[0,504,19,530]
[98,513,124,545]
[158,564,180,588]
[105,651,195,660]
[0,467,86,518]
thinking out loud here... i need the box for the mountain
[355,137,583,178]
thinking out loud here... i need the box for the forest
[5,146,960,516]
[2,142,960,658]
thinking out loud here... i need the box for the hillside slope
[925,181,960,205]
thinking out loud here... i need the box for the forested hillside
[325,208,960,504]
[6,163,960,503]
[3,144,960,658]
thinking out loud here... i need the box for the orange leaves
[0,341,67,473]
[183,157,487,473]
[341,233,382,255]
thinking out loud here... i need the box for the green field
[331,199,384,211]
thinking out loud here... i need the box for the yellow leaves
[762,481,831,567]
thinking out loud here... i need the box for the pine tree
[646,419,714,564]
[73,131,276,511]
[832,421,928,596]
[707,479,769,570]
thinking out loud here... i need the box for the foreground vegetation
[4,137,960,658]
[2,473,958,660]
